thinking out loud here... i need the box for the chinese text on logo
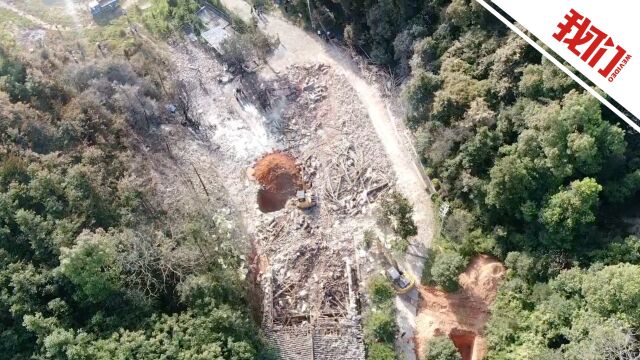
[553,9,632,82]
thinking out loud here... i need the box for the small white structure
[196,5,232,53]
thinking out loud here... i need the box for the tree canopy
[424,336,462,360]
[0,17,270,358]
[294,0,640,357]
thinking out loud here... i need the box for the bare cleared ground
[149,40,272,237]
[155,38,408,358]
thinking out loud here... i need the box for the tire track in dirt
[0,0,71,30]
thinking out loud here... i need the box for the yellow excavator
[386,266,415,294]
[376,239,416,294]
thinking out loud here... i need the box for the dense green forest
[0,22,271,360]
[298,0,640,358]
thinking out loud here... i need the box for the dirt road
[219,1,435,358]
[0,0,57,29]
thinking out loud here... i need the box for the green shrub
[457,230,499,258]
[364,274,398,359]
[380,192,418,240]
[431,178,441,190]
[424,336,461,360]
[589,236,640,265]
[363,229,377,250]
[364,309,397,344]
[391,237,410,253]
[368,275,396,305]
[431,251,467,292]
[504,251,535,281]
[142,0,202,37]
[367,342,396,360]
[421,248,436,286]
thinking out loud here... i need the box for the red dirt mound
[253,152,303,213]
[253,152,302,192]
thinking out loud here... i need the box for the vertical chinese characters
[553,9,632,82]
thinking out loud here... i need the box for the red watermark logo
[553,9,632,82]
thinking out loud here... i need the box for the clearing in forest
[415,255,506,360]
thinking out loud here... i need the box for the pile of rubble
[275,64,394,215]
[314,145,389,216]
[250,63,394,325]
[246,63,397,360]
[256,210,351,323]
[270,240,350,324]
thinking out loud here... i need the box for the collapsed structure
[262,261,365,360]
[196,3,232,54]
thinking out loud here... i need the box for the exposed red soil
[252,152,303,212]
[415,255,506,360]
[253,152,302,192]
[450,330,476,360]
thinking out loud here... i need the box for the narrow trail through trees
[0,0,57,29]
[0,0,73,30]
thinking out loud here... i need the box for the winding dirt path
[0,0,56,29]
[219,1,435,358]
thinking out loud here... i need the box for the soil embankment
[415,255,506,360]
